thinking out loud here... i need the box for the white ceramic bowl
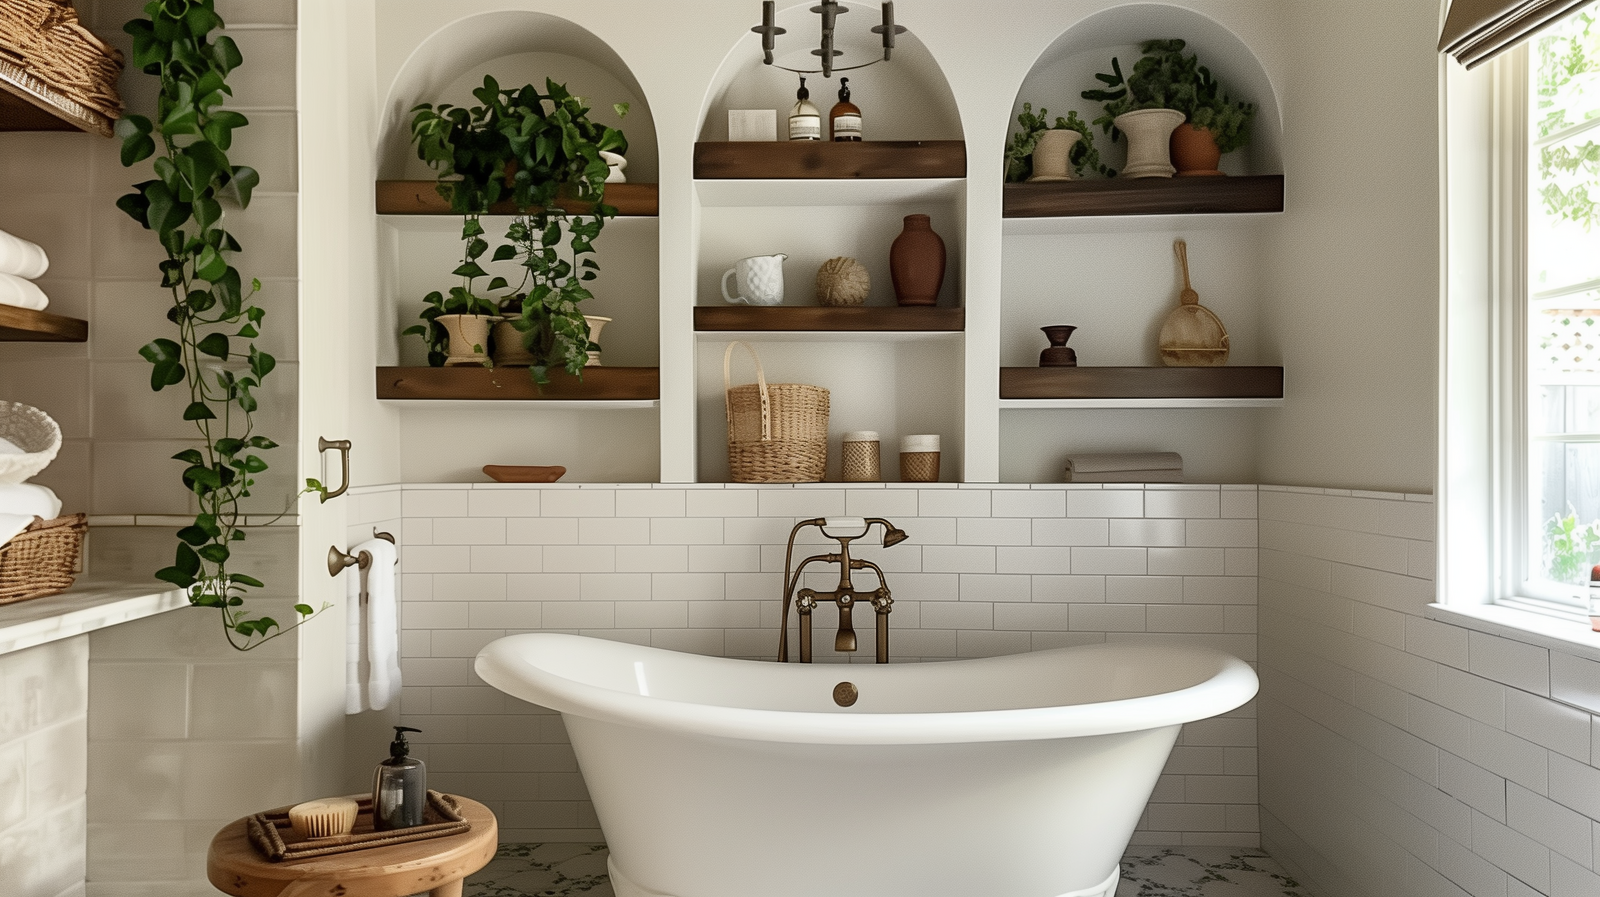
[0,402,60,484]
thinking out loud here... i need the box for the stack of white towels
[1064,452,1184,483]
[0,229,51,311]
[0,482,62,547]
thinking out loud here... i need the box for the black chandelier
[750,0,908,79]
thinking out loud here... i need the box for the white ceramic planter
[437,314,496,366]
[1114,108,1186,179]
[600,151,627,184]
[583,315,612,366]
[1029,129,1081,181]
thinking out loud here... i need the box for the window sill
[1426,601,1600,664]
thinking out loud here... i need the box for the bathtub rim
[475,633,1258,746]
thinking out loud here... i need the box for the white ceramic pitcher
[721,254,788,306]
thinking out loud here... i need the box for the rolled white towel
[0,230,49,279]
[0,273,49,311]
[0,483,62,520]
[1064,452,1183,475]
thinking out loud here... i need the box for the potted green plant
[1082,39,1256,178]
[1003,104,1108,182]
[404,214,505,366]
[409,77,627,383]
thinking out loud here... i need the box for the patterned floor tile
[464,844,1310,897]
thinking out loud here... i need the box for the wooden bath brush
[1159,239,1230,366]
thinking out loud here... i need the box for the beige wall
[0,637,89,897]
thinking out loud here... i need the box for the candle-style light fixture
[750,0,907,78]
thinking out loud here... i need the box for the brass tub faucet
[777,517,908,663]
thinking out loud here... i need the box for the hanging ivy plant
[115,0,324,650]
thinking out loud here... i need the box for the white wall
[0,637,88,897]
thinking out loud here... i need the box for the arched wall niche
[1010,3,1284,177]
[376,11,659,183]
[696,1,962,142]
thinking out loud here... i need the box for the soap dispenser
[788,76,821,141]
[829,77,861,141]
[372,725,426,830]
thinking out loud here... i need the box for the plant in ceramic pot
[405,215,505,367]
[1083,40,1255,178]
[1003,103,1108,182]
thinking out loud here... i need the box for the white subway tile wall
[1257,486,1600,897]
[0,637,89,897]
[389,483,1261,844]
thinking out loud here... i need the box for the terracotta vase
[1170,124,1224,177]
[1029,130,1081,181]
[438,314,496,366]
[1114,108,1185,179]
[890,214,946,306]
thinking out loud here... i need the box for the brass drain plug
[833,681,858,707]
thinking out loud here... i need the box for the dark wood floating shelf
[1003,175,1284,218]
[0,60,115,137]
[694,141,966,180]
[694,306,964,333]
[375,181,659,217]
[0,306,88,342]
[1000,366,1284,400]
[377,366,659,401]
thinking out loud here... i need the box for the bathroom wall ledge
[0,579,188,656]
[1427,601,1600,666]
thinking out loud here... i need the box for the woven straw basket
[724,342,829,483]
[0,1,125,134]
[0,513,87,605]
[0,401,62,484]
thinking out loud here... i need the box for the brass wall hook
[317,437,352,502]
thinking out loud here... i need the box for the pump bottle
[788,76,821,141]
[829,77,862,141]
[372,725,426,830]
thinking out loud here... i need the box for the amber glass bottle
[829,77,861,141]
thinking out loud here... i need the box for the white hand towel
[0,230,48,279]
[0,513,38,546]
[0,483,62,520]
[0,273,49,311]
[346,538,401,714]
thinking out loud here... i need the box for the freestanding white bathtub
[475,633,1257,897]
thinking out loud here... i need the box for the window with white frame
[1520,3,1600,609]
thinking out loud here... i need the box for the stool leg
[428,881,464,897]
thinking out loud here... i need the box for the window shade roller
[1439,0,1594,68]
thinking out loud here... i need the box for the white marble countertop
[0,579,190,656]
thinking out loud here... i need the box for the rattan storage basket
[0,513,86,605]
[0,401,62,484]
[724,341,829,483]
[0,1,125,132]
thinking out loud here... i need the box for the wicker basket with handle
[0,513,87,605]
[724,341,829,483]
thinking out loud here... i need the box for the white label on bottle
[789,114,821,141]
[833,114,862,140]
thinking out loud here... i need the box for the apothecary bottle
[829,77,861,141]
[788,77,821,141]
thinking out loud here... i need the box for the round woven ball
[815,257,870,307]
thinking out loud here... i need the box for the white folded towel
[346,538,401,714]
[0,273,49,311]
[0,483,62,520]
[1065,452,1183,475]
[0,230,48,279]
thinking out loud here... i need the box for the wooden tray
[246,791,469,861]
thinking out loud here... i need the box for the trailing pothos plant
[1081,39,1255,152]
[409,77,627,382]
[115,0,325,650]
[1003,103,1109,182]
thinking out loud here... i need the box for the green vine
[1082,39,1255,153]
[1544,505,1600,585]
[1535,8,1600,230]
[115,0,324,650]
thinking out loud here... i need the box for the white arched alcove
[696,1,963,142]
[1010,3,1284,178]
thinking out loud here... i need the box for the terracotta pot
[491,320,535,366]
[583,315,612,367]
[1170,124,1224,177]
[1114,108,1185,179]
[890,214,946,306]
[1029,130,1080,181]
[438,314,496,366]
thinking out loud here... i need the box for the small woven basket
[900,451,940,483]
[0,513,87,605]
[725,342,829,483]
[841,434,880,482]
[0,1,124,134]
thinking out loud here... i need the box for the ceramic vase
[438,314,496,366]
[890,214,946,306]
[491,320,535,366]
[1029,130,1081,181]
[583,315,612,367]
[1115,108,1186,179]
[1039,325,1078,367]
[1170,124,1224,177]
[599,151,627,184]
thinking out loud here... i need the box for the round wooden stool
[206,794,498,897]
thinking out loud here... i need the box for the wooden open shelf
[0,60,115,138]
[694,141,966,180]
[1000,366,1283,400]
[377,366,659,401]
[0,306,88,342]
[376,181,659,217]
[1003,175,1284,218]
[694,306,964,333]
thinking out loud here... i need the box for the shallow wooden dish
[483,465,566,483]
